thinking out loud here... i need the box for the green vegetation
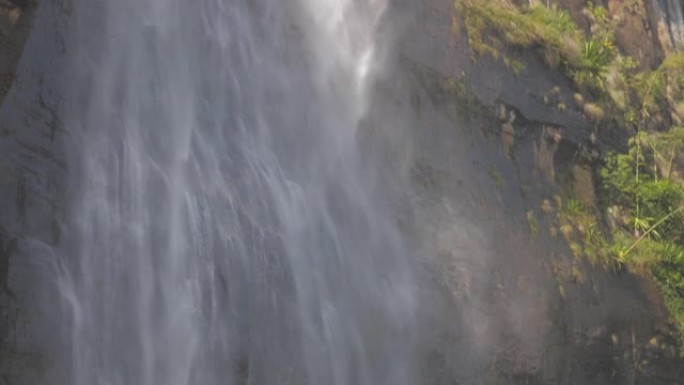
[547,130,684,353]
[600,132,684,353]
[550,131,684,353]
[632,53,684,119]
[457,0,582,73]
[652,251,684,348]
[556,196,618,269]
[457,0,616,94]
[457,0,684,128]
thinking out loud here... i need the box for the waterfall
[55,0,420,384]
[660,0,684,50]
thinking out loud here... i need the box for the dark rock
[0,228,17,293]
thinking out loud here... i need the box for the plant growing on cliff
[651,247,684,354]
[541,126,684,352]
[556,196,619,268]
[458,2,616,68]
[570,37,616,94]
[458,0,675,121]
[599,131,684,353]
[601,133,684,240]
[457,0,583,70]
[628,53,684,121]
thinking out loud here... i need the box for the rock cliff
[367,0,684,383]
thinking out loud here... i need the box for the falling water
[661,0,684,50]
[56,0,419,384]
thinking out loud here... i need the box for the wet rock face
[5,1,32,9]
[0,231,18,292]
[0,0,69,383]
[0,0,36,309]
[0,0,35,103]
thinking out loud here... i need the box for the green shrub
[634,240,684,353]
[561,196,587,217]
[661,53,684,72]
[527,5,577,34]
[457,0,624,98]
[637,181,684,241]
[581,38,616,72]
[458,1,583,72]
[628,53,684,119]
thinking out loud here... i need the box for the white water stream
[55,1,420,384]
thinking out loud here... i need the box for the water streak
[57,0,419,384]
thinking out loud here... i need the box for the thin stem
[668,148,676,181]
[635,137,641,235]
